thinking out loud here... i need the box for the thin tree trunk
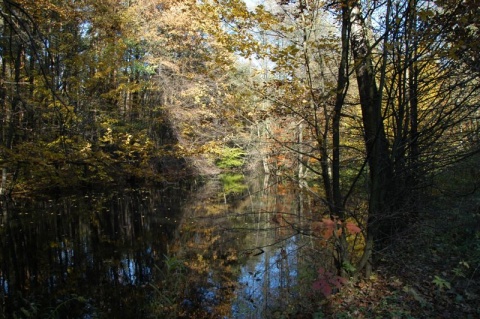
[0,168,6,196]
[330,0,351,274]
[408,0,420,208]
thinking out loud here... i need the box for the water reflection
[0,175,326,318]
[0,187,188,318]
[233,236,300,318]
[176,174,322,318]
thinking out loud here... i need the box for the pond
[0,174,331,318]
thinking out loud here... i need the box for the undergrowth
[317,156,480,318]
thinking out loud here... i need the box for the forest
[0,0,479,318]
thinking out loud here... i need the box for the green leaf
[432,275,451,290]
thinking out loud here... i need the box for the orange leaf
[313,218,338,240]
[321,218,335,228]
[346,222,361,234]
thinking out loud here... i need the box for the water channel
[0,174,330,318]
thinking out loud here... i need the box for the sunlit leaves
[214,147,246,169]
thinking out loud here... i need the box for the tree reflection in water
[0,176,328,318]
[0,187,188,318]
[176,174,326,318]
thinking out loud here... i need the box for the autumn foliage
[312,267,348,297]
[312,218,362,241]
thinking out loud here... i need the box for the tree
[0,0,257,194]
[217,0,480,277]
[0,0,181,192]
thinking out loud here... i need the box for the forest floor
[324,221,480,318]
[320,172,480,318]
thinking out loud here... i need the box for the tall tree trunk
[0,30,6,195]
[407,0,420,209]
[331,0,351,275]
[349,0,394,275]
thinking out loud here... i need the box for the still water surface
[0,175,322,318]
